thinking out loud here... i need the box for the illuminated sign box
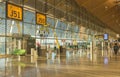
[6,2,23,21]
[104,33,108,40]
[36,12,46,26]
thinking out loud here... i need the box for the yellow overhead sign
[7,2,23,21]
[36,12,46,26]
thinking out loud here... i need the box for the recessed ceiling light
[112,15,115,17]
[116,20,118,23]
[105,6,108,9]
[0,0,3,2]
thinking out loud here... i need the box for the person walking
[113,43,119,56]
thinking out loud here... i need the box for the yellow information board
[7,2,23,21]
[36,12,46,25]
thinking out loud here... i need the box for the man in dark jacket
[114,43,119,56]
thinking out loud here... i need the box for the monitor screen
[104,33,108,40]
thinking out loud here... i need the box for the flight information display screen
[104,33,108,40]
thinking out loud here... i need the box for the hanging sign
[36,12,46,26]
[104,33,109,40]
[6,2,23,21]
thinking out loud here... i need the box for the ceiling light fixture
[0,0,3,2]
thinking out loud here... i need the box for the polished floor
[0,49,120,77]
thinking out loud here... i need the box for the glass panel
[56,20,67,30]
[72,33,75,39]
[56,20,61,29]
[24,23,35,36]
[47,17,55,28]
[48,27,54,37]
[0,19,5,35]
[67,24,72,31]
[47,38,55,48]
[36,25,40,37]
[61,22,67,30]
[75,25,79,33]
[71,25,75,32]
[66,31,71,38]
[6,37,13,54]
[86,29,90,34]
[80,26,85,33]
[24,10,35,24]
[56,29,61,38]
[7,20,22,36]
[0,2,5,18]
[0,37,5,54]
[78,26,80,33]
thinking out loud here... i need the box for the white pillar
[18,65,21,77]
[90,42,93,61]
[7,48,9,54]
[31,48,34,63]
[102,42,104,56]
[18,40,21,49]
[13,38,16,49]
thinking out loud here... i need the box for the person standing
[113,43,119,56]
[36,41,41,56]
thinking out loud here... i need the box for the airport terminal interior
[0,0,120,77]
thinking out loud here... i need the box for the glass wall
[0,0,115,55]
[0,2,5,54]
[7,20,23,35]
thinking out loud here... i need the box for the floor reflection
[1,49,120,77]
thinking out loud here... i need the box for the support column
[90,42,93,61]
[102,41,104,56]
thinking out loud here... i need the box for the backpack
[114,45,119,50]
